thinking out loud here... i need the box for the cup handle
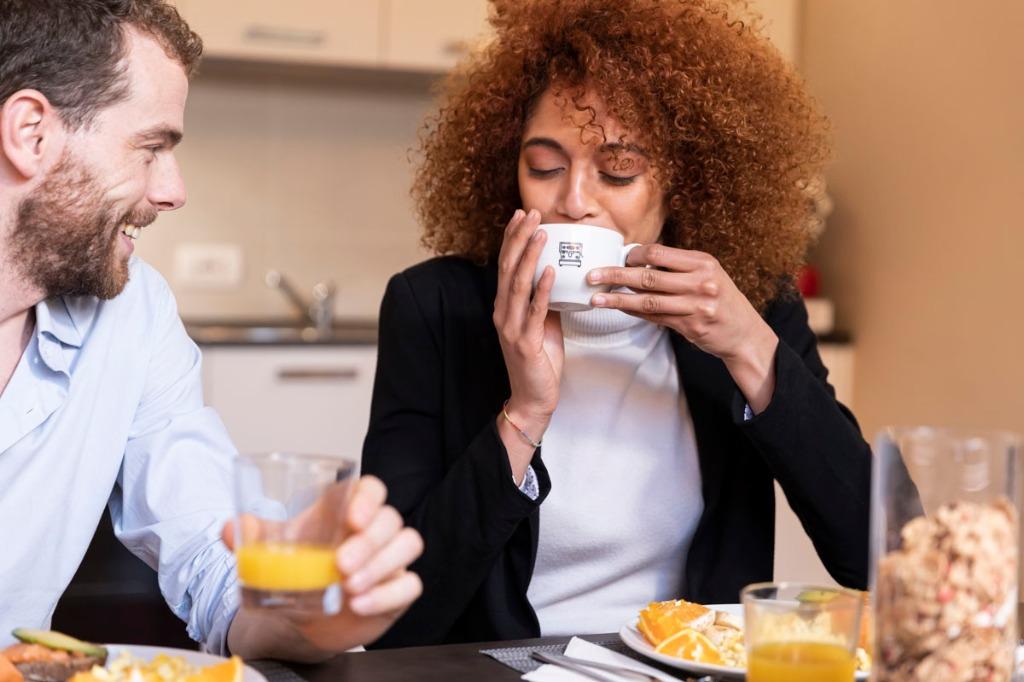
[621,243,642,265]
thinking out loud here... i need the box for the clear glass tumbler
[742,582,864,682]
[872,427,1020,681]
[234,452,358,615]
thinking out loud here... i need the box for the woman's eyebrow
[521,137,565,152]
[523,137,648,158]
[600,141,648,157]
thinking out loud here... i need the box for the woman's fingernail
[514,209,524,220]
[588,271,602,283]
[531,230,543,241]
[528,209,540,220]
[592,295,607,306]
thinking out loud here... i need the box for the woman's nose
[557,167,599,221]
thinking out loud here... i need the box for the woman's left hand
[587,243,780,412]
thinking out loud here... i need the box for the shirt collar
[34,294,97,349]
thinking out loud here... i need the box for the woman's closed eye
[527,166,564,178]
[600,172,639,186]
[527,167,638,186]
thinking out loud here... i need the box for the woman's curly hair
[412,0,831,311]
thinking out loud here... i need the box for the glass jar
[872,427,1020,681]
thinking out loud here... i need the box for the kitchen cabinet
[201,345,377,461]
[174,0,489,72]
[175,1,791,71]
[381,0,490,72]
[175,1,380,68]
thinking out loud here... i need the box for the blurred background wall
[801,0,1024,439]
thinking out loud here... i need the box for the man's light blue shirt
[0,258,239,652]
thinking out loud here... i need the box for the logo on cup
[558,241,583,267]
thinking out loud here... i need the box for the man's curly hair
[412,0,831,311]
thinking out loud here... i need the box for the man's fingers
[221,521,234,551]
[345,527,424,594]
[348,571,424,616]
[337,504,404,575]
[346,476,388,531]
[222,514,264,551]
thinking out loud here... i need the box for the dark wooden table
[287,636,576,682]
[282,634,694,682]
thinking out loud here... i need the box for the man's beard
[9,152,156,300]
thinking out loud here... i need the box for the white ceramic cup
[532,223,640,311]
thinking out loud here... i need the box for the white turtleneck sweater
[524,306,704,636]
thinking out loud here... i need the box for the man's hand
[222,476,423,661]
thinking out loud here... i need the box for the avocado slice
[11,629,108,659]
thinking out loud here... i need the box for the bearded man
[0,0,422,659]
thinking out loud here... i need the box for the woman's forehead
[524,87,638,147]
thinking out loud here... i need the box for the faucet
[265,270,337,335]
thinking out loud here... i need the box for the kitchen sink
[184,318,378,346]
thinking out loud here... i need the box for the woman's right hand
[492,209,564,481]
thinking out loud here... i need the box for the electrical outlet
[173,243,244,289]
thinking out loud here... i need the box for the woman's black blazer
[362,256,870,648]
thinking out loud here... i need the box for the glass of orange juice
[742,582,863,682]
[234,452,358,615]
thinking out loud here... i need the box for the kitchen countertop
[184,318,378,346]
[183,318,848,348]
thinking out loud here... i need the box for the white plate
[618,603,869,681]
[104,644,267,682]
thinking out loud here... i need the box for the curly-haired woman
[362,0,870,647]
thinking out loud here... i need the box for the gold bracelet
[501,400,543,448]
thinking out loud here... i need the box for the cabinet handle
[277,367,358,382]
[244,25,327,47]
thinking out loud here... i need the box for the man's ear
[1,90,64,180]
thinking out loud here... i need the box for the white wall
[138,67,434,320]
[802,0,1024,440]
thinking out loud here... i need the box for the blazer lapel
[670,333,735,598]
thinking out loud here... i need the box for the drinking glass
[742,582,863,682]
[234,452,358,615]
[872,427,1020,682]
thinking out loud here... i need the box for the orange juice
[236,542,339,591]
[747,642,856,682]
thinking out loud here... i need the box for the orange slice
[184,656,243,682]
[638,600,711,646]
[654,627,724,665]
